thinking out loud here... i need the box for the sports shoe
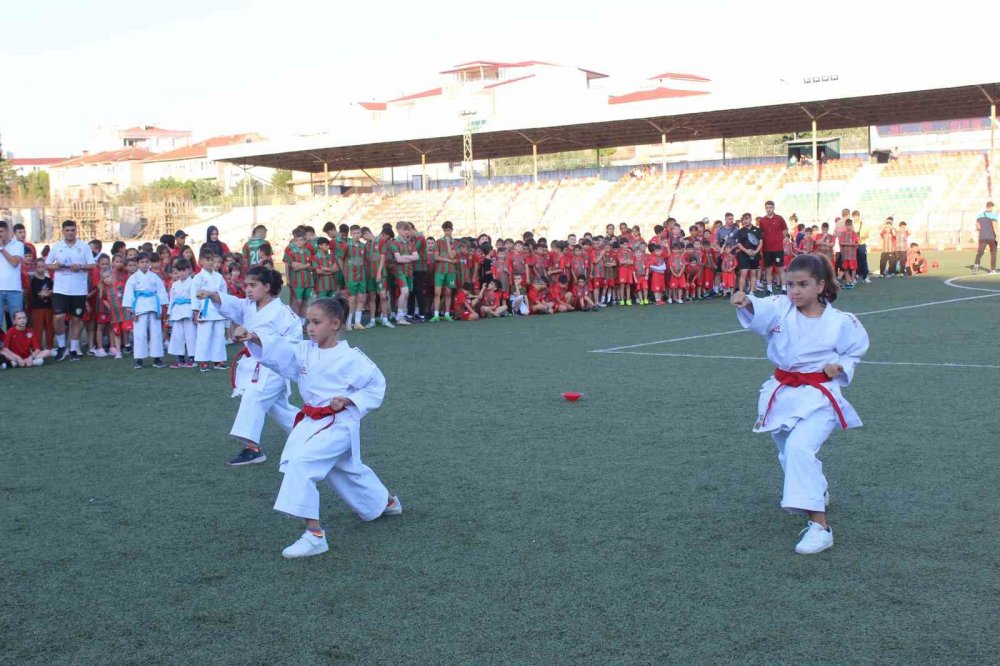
[364,320,376,329]
[170,361,186,369]
[429,315,441,322]
[383,495,403,516]
[93,348,108,358]
[824,489,830,507]
[184,360,196,368]
[442,314,453,321]
[87,347,99,357]
[69,351,81,362]
[282,531,329,559]
[57,347,69,361]
[199,363,211,372]
[395,317,411,326]
[228,447,267,466]
[152,358,166,369]
[863,277,871,283]
[133,361,144,370]
[214,362,228,370]
[990,270,999,275]
[344,323,353,331]
[972,264,979,274]
[795,521,834,555]
[381,319,395,329]
[113,351,123,360]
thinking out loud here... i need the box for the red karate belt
[762,368,849,430]
[230,347,251,389]
[293,403,338,428]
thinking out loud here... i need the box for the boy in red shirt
[528,277,555,314]
[686,242,704,300]
[668,249,687,304]
[2,311,52,367]
[572,275,596,311]
[838,220,860,288]
[453,282,479,321]
[720,247,738,297]
[633,242,650,305]
[478,280,509,318]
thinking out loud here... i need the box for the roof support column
[532,143,538,186]
[646,121,673,214]
[421,153,427,192]
[812,118,820,224]
[324,162,330,198]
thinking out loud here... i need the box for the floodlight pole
[991,103,996,199]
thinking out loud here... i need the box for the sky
[1,0,991,157]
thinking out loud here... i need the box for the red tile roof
[359,101,387,111]
[608,87,710,105]
[119,126,191,138]
[387,87,443,104]
[8,157,67,166]
[439,60,557,74]
[53,147,154,168]
[142,134,260,163]
[648,71,711,83]
[483,74,536,89]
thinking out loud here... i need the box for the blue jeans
[0,290,23,318]
[857,244,870,279]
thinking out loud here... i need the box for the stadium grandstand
[197,65,1000,250]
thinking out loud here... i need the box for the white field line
[596,350,1000,370]
[590,274,1000,353]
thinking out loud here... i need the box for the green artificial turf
[2,251,998,664]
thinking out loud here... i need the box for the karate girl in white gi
[190,249,228,371]
[167,258,197,368]
[122,252,169,369]
[239,296,401,559]
[732,253,868,554]
[197,266,301,466]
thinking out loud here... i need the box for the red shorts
[111,321,133,336]
[783,254,793,269]
[669,275,687,290]
[498,291,509,302]
[842,259,858,270]
[96,313,111,325]
[590,277,604,290]
[636,277,648,291]
[604,274,618,287]
[617,268,634,284]
[722,273,736,288]
[459,310,473,321]
[702,268,715,289]
[650,273,666,292]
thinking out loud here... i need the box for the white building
[142,133,265,191]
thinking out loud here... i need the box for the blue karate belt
[200,297,211,318]
[170,297,191,314]
[132,290,161,317]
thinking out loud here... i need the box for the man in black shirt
[734,213,762,294]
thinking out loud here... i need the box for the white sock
[381,316,389,323]
[56,334,66,347]
[355,311,362,325]
[70,340,80,352]
[434,310,439,317]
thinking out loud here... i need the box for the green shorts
[314,290,336,299]
[434,272,457,289]
[333,272,345,289]
[347,280,366,296]
[292,287,313,302]
[366,277,385,293]
[396,274,413,291]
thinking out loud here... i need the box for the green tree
[271,169,293,192]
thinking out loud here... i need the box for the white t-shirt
[48,240,95,296]
[0,239,25,291]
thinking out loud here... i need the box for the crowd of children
[1,208,930,369]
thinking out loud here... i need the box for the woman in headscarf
[203,225,231,260]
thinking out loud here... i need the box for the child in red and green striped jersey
[431,221,458,322]
[387,222,418,325]
[311,237,338,298]
[344,225,369,330]
[364,228,393,328]
[283,229,315,317]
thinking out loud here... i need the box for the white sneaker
[795,521,833,555]
[381,319,395,329]
[281,531,329,559]
[863,277,872,283]
[395,317,411,326]
[383,495,403,516]
[824,489,830,507]
[93,349,108,358]
[364,320,376,329]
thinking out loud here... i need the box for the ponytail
[788,253,839,303]
[246,265,283,296]
[310,295,350,323]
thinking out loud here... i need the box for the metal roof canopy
[213,82,1000,173]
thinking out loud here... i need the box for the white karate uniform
[248,334,390,522]
[737,294,869,513]
[167,277,197,357]
[191,270,227,363]
[218,293,301,445]
[122,270,168,360]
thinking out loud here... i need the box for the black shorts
[763,250,784,268]
[737,253,758,271]
[52,293,87,318]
